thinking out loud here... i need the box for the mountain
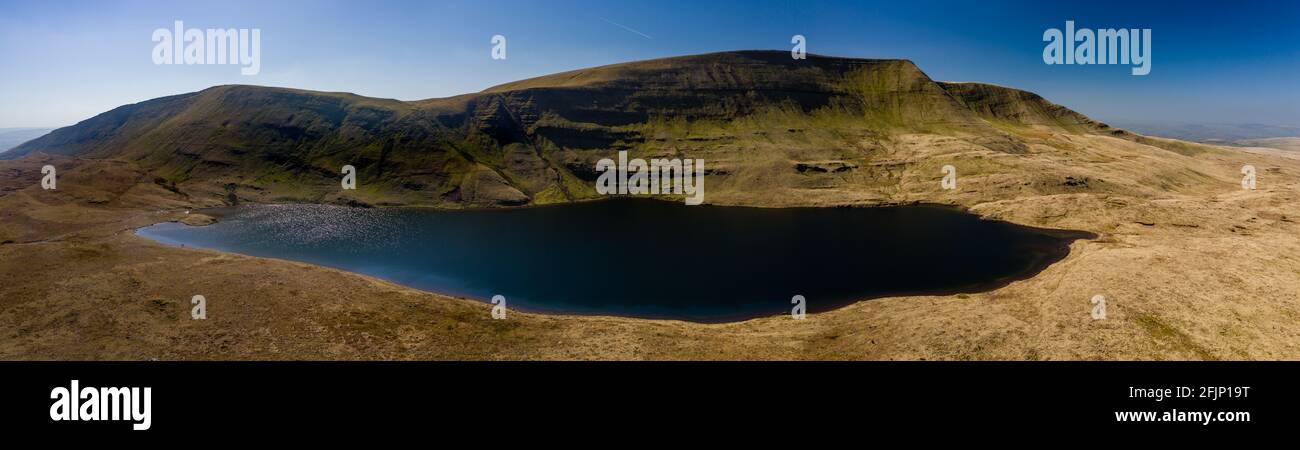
[5,50,1225,209]
[0,128,55,154]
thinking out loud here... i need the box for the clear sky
[1,0,1297,128]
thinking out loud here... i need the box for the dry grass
[3,128,1300,360]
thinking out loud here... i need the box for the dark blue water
[136,200,1092,322]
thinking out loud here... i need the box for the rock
[180,213,217,226]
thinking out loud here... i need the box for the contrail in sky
[599,17,653,40]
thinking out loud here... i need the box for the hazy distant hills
[1107,120,1300,143]
[0,128,55,154]
[4,50,1218,208]
[1106,121,1300,153]
[1232,137,1300,152]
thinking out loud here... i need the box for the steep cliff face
[7,50,1185,208]
[938,82,1102,131]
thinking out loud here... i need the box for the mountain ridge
[11,52,1300,361]
[5,50,1217,209]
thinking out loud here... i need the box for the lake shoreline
[139,199,1096,324]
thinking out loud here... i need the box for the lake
[136,199,1093,322]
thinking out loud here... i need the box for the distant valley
[1231,137,1300,153]
[1107,120,1300,144]
[0,128,54,154]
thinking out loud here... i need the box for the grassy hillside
[5,50,1231,211]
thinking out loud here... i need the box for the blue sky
[1,0,1297,128]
